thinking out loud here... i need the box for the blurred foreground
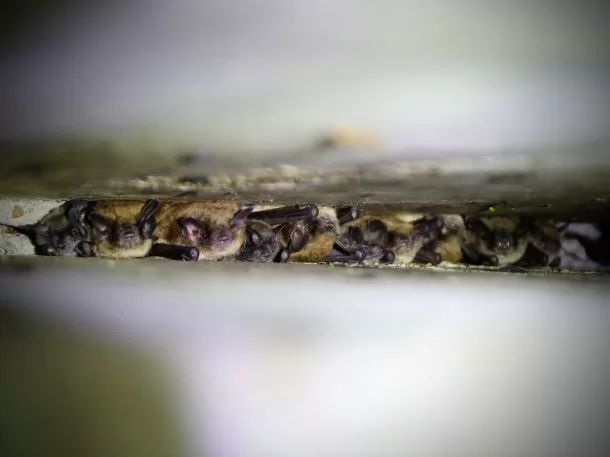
[2,257,610,456]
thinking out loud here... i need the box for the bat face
[421,214,466,265]
[439,214,465,236]
[178,207,253,259]
[158,203,316,261]
[491,229,516,253]
[2,200,93,257]
[236,222,288,263]
[464,216,529,267]
[333,225,394,264]
[178,217,210,245]
[279,207,340,263]
[375,215,444,265]
[45,223,90,256]
[388,216,443,247]
[89,199,160,257]
[91,201,158,248]
[337,213,443,265]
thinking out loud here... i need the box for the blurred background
[1,2,610,456]
[1,1,609,160]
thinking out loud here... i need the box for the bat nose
[120,228,138,241]
[496,238,511,251]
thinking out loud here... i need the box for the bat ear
[0,222,37,239]
[246,226,261,245]
[380,250,395,264]
[178,217,203,240]
[89,213,112,237]
[37,244,57,256]
[230,207,254,230]
[66,206,82,225]
[275,248,290,263]
[336,206,360,225]
[66,200,92,223]
[137,199,160,224]
[272,224,284,239]
[287,223,311,253]
[413,216,443,236]
[466,217,491,239]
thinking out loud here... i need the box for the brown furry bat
[462,215,531,267]
[89,199,159,259]
[341,212,444,266]
[155,201,316,261]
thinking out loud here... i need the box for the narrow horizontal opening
[1,198,608,274]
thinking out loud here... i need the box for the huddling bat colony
[1,199,609,272]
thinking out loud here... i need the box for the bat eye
[494,236,513,251]
[247,229,261,246]
[118,226,139,242]
[76,241,92,257]
[40,245,57,256]
[397,235,410,247]
[140,220,155,238]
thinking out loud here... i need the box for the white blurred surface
[2,260,610,456]
[1,1,609,157]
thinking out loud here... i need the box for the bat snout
[494,236,513,252]
[116,226,141,247]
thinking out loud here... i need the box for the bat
[1,200,93,257]
[519,218,562,268]
[155,201,316,261]
[279,206,362,263]
[421,214,466,265]
[234,220,289,263]
[462,215,531,268]
[333,220,395,265]
[88,199,160,258]
[341,213,444,265]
